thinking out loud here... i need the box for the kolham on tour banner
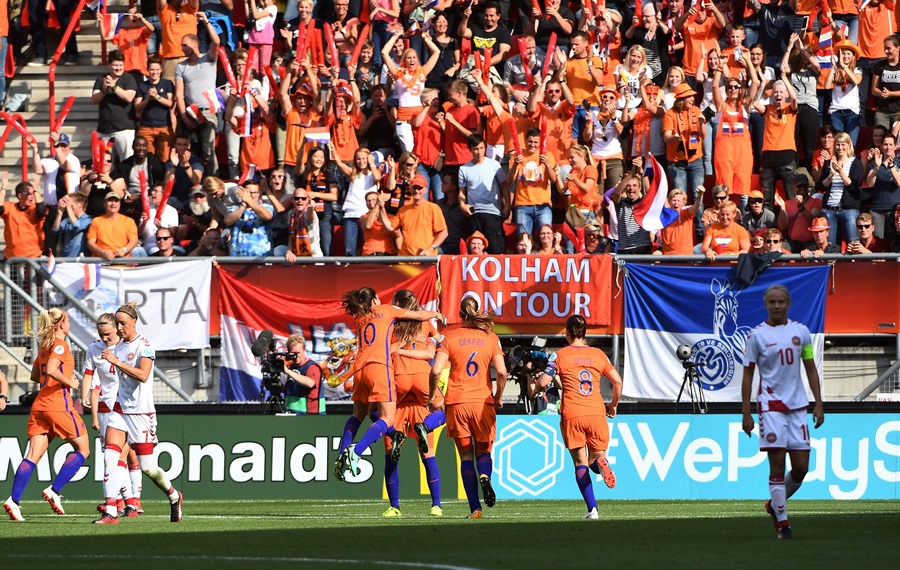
[439,254,612,325]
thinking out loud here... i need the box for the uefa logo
[494,419,566,497]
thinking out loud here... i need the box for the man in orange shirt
[701,200,751,260]
[442,80,482,170]
[566,31,605,140]
[0,181,47,260]
[675,1,726,86]
[535,314,622,519]
[528,75,576,177]
[157,0,199,81]
[657,186,704,255]
[509,128,558,237]
[396,175,448,256]
[753,76,800,208]
[86,192,146,260]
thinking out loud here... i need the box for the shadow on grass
[1,511,897,570]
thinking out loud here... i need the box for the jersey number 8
[579,369,593,395]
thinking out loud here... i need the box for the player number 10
[778,348,794,366]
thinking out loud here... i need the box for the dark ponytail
[342,287,378,317]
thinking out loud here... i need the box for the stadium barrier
[1,414,898,501]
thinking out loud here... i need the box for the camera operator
[281,334,324,415]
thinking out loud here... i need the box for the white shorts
[107,411,158,449]
[98,412,110,446]
[759,409,810,451]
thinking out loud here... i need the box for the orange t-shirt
[533,101,576,163]
[794,0,818,14]
[550,345,616,420]
[1,202,45,259]
[159,3,198,59]
[393,322,438,377]
[413,113,442,166]
[113,27,152,76]
[438,326,502,406]
[721,47,745,80]
[682,16,723,76]
[87,214,139,252]
[442,103,481,166]
[329,112,363,164]
[505,112,537,155]
[830,0,858,15]
[32,339,75,412]
[567,56,604,106]
[705,222,750,254]
[663,107,704,163]
[354,304,406,369]
[659,207,696,255]
[514,151,555,206]
[396,201,448,256]
[860,1,895,59]
[761,103,798,152]
[360,211,399,255]
[567,165,600,210]
[481,104,511,147]
[284,107,322,167]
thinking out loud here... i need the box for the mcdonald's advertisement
[1,414,898,500]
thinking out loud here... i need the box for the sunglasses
[294,196,309,201]
[156,235,173,241]
[546,89,561,94]
[714,195,728,201]
[601,96,616,101]
[405,162,416,167]
[857,224,871,229]
[749,199,764,204]
[726,84,741,90]
[765,239,781,244]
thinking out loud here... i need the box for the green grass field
[2,499,899,569]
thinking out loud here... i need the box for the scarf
[289,208,312,257]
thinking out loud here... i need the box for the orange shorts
[385,404,436,451]
[351,362,396,403]
[446,402,496,442]
[561,414,610,453]
[395,372,431,407]
[27,409,88,441]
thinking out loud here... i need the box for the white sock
[129,466,143,499]
[117,461,132,499]
[769,476,788,523]
[102,447,122,516]
[138,454,178,503]
[785,470,802,499]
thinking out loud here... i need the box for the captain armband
[801,345,815,361]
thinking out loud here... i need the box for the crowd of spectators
[4,0,900,261]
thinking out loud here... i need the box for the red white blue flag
[632,154,678,232]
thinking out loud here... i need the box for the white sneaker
[42,486,65,515]
[4,497,24,522]
[584,508,599,519]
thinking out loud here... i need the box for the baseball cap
[748,190,764,200]
[409,174,428,189]
[808,217,830,232]
[190,187,206,197]
[57,134,71,146]
[104,191,121,201]
[795,168,813,187]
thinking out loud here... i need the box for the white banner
[44,261,211,350]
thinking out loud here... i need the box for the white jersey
[114,334,156,414]
[84,340,120,413]
[742,320,812,413]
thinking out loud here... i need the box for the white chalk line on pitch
[5,554,481,570]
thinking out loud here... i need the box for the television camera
[504,336,551,414]
[251,329,298,414]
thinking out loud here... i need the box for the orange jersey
[547,345,615,420]
[393,321,439,377]
[32,339,75,412]
[353,304,406,369]
[438,326,502,406]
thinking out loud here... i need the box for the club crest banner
[217,267,438,401]
[43,261,211,351]
[438,254,612,325]
[623,264,829,402]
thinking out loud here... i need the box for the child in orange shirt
[107,8,155,79]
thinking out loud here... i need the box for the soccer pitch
[1,500,898,569]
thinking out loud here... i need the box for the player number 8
[579,369,593,395]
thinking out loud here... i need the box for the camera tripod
[259,376,286,415]
[674,361,708,414]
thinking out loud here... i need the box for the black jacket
[816,158,863,210]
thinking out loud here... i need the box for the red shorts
[561,414,610,453]
[351,362,395,403]
[446,402,496,442]
[27,409,87,441]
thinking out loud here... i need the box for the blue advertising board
[492,414,900,500]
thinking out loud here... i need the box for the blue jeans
[146,16,162,55]
[343,217,361,256]
[514,205,553,237]
[830,109,860,147]
[833,15,859,45]
[319,212,333,257]
[371,20,390,72]
[572,105,598,141]
[744,20,759,47]
[703,115,718,176]
[30,0,79,60]
[417,163,443,201]
[0,37,7,99]
[668,159,705,235]
[823,208,859,247]
[858,57,882,127]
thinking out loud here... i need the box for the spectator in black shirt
[120,136,166,198]
[150,228,186,256]
[458,1,512,78]
[437,172,473,255]
[90,50,138,165]
[134,57,176,161]
[359,85,397,155]
[529,0,575,52]
[163,133,205,212]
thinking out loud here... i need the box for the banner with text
[623,264,829,402]
[438,254,612,325]
[217,267,438,401]
[1,414,895,500]
[44,261,211,350]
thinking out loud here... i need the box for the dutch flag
[632,155,679,232]
[83,264,101,291]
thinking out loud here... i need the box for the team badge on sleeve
[54,345,65,355]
